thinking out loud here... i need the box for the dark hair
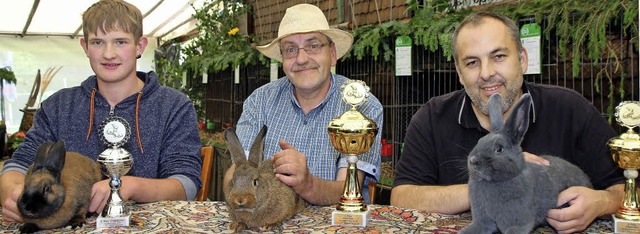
[82,0,143,42]
[451,12,522,62]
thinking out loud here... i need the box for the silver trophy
[96,115,133,228]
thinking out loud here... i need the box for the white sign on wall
[395,36,412,76]
[520,23,542,75]
[270,59,278,81]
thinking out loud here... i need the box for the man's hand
[89,177,137,214]
[546,186,608,233]
[523,152,550,166]
[1,185,23,223]
[0,171,26,223]
[271,140,313,194]
[89,179,111,214]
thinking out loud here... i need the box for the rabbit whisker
[440,157,470,181]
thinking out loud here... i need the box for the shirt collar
[457,81,536,127]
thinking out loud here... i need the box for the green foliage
[181,0,266,75]
[346,21,411,61]
[0,66,17,84]
[158,0,637,122]
[156,0,268,120]
[156,53,206,119]
[346,0,637,121]
[496,0,638,122]
[410,8,467,60]
[349,0,637,66]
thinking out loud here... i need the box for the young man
[0,0,202,222]
[224,4,383,205]
[391,12,624,233]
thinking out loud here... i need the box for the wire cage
[202,13,638,186]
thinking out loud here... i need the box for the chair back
[196,146,214,201]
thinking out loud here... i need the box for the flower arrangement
[5,131,25,157]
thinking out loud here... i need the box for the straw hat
[256,4,353,62]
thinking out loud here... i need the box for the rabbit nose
[234,197,247,207]
[469,155,480,165]
[230,194,256,208]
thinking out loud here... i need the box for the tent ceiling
[0,0,205,43]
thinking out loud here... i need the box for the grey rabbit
[17,141,102,233]
[460,93,592,234]
[224,126,307,232]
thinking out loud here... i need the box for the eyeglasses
[280,42,328,59]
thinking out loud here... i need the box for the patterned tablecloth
[0,200,613,233]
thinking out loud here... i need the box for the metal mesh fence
[202,14,638,167]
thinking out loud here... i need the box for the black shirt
[393,82,624,190]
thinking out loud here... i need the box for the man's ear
[137,36,149,56]
[455,62,463,84]
[80,38,89,57]
[519,47,529,74]
[330,43,337,67]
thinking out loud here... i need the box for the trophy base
[96,215,130,228]
[331,208,370,227]
[613,214,640,233]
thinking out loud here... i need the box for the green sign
[520,23,541,75]
[520,23,541,38]
[395,36,412,76]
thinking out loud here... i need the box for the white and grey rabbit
[224,126,307,232]
[17,141,102,233]
[460,93,592,234]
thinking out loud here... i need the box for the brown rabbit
[224,126,307,232]
[17,141,102,233]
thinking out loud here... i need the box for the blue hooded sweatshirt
[2,71,202,200]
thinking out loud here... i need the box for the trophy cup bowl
[609,130,640,221]
[609,101,640,233]
[328,109,378,212]
[96,147,133,228]
[327,80,378,227]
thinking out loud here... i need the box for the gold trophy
[609,101,640,233]
[327,80,378,227]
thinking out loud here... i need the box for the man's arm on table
[390,184,470,214]
[0,171,26,222]
[389,153,548,214]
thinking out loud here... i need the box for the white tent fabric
[0,0,205,42]
[0,0,201,133]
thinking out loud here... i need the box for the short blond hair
[82,0,143,42]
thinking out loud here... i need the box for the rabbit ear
[43,141,66,176]
[504,93,532,145]
[33,142,55,170]
[488,93,504,132]
[248,125,267,164]
[225,127,247,164]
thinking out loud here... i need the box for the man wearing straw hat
[224,4,383,205]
